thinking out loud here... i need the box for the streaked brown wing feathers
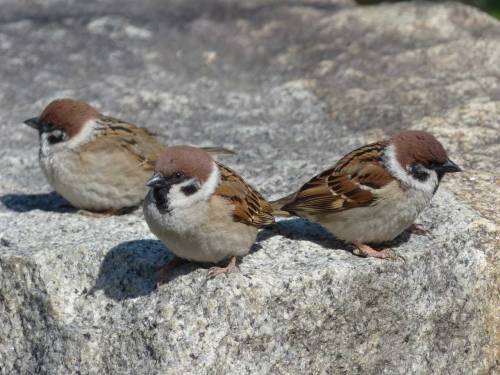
[214,162,274,227]
[282,142,393,214]
[81,116,163,170]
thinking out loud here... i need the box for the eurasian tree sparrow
[271,130,461,259]
[24,98,231,215]
[143,145,274,280]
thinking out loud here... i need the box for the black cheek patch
[181,184,199,196]
[409,165,430,182]
[413,171,429,182]
[47,134,62,144]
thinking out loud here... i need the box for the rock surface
[0,0,498,374]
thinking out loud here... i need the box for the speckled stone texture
[0,0,498,374]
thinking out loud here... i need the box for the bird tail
[270,193,296,217]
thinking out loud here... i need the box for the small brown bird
[143,145,274,280]
[271,130,461,259]
[24,98,231,215]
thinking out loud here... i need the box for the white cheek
[39,119,98,156]
[144,189,209,235]
[167,179,200,209]
[403,163,438,194]
[384,144,438,195]
[168,166,220,210]
[40,132,65,158]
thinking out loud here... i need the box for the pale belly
[154,225,256,263]
[40,148,150,211]
[314,188,433,244]
[144,195,258,263]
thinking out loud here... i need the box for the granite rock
[0,0,498,374]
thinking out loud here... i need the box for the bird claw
[207,257,239,278]
[352,242,404,262]
[207,267,226,278]
[380,248,405,262]
[407,223,429,236]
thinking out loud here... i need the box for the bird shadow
[89,239,200,301]
[89,221,418,302]
[257,218,351,253]
[257,217,414,253]
[0,192,75,213]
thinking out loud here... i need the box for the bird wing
[279,141,395,215]
[80,115,163,170]
[214,162,275,227]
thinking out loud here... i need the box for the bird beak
[146,173,165,188]
[439,159,461,174]
[23,117,41,130]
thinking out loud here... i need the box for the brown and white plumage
[272,130,461,259]
[143,146,273,280]
[79,115,162,169]
[215,162,274,228]
[24,98,231,214]
[273,141,392,215]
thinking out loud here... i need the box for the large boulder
[0,0,498,373]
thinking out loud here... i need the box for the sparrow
[271,130,461,259]
[143,145,274,280]
[23,98,232,215]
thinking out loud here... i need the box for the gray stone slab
[0,0,498,374]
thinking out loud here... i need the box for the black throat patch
[153,186,171,213]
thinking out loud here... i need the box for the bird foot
[207,257,239,278]
[406,223,429,236]
[352,242,404,261]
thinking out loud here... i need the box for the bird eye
[175,172,183,178]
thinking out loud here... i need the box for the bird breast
[144,193,257,263]
[318,181,434,243]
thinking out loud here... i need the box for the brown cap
[391,130,448,168]
[38,98,100,138]
[155,145,214,182]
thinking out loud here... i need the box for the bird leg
[207,256,239,278]
[156,256,186,286]
[406,223,429,236]
[352,241,404,261]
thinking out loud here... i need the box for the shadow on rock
[91,239,198,301]
[387,228,423,247]
[0,191,74,213]
[258,217,414,254]
[258,217,351,253]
